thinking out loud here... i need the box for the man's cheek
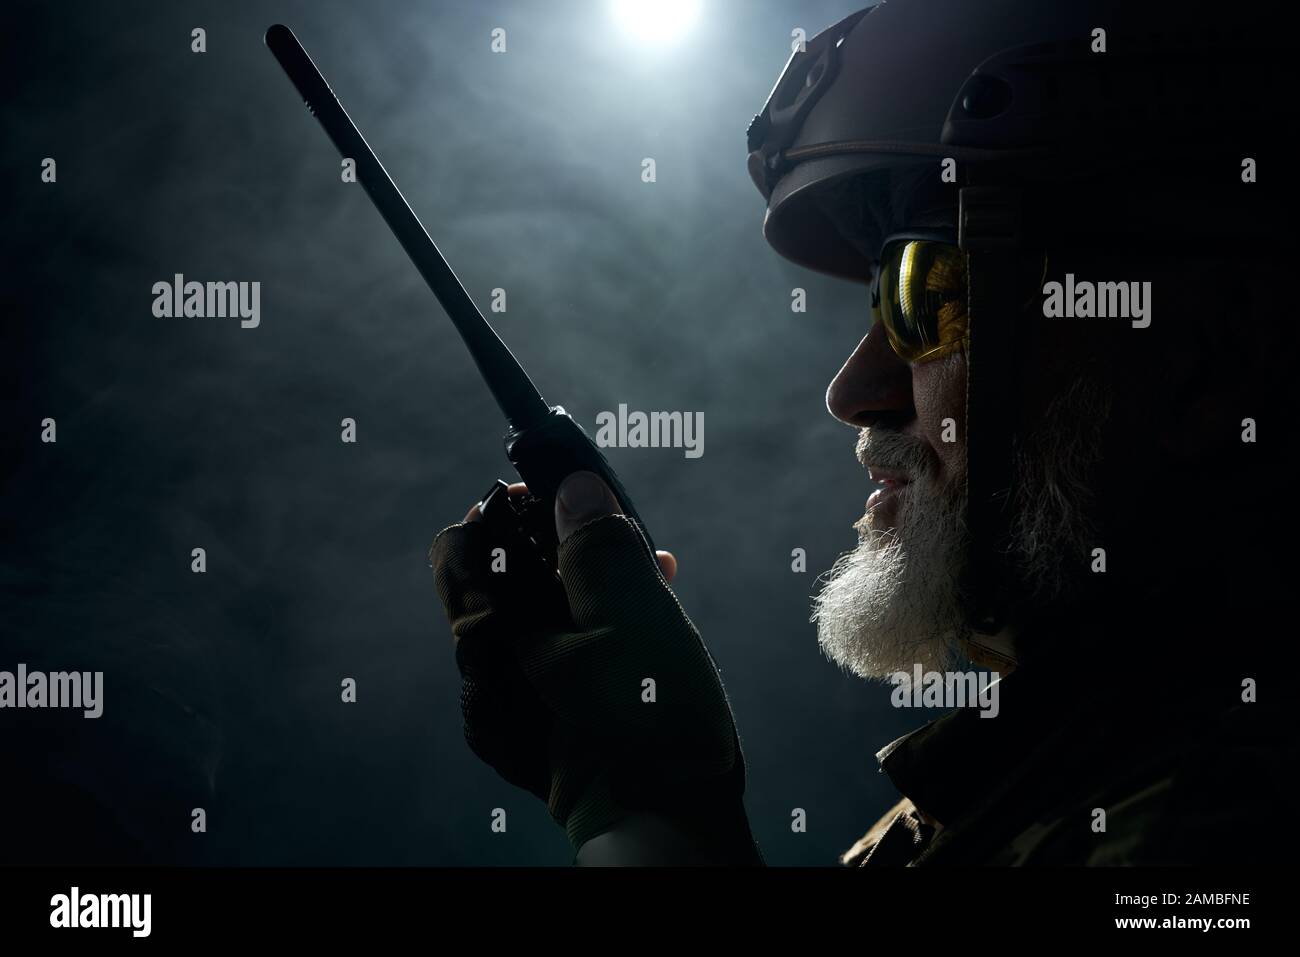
[912,353,967,472]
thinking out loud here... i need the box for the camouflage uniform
[842,663,1288,867]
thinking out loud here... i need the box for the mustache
[855,427,937,478]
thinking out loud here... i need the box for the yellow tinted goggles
[870,234,1046,363]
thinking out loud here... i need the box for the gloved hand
[430,470,757,859]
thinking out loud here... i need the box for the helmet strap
[958,186,1023,637]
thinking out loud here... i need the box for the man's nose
[825,321,914,428]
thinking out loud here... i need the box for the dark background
[1,0,924,865]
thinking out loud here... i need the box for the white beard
[811,428,967,678]
[812,377,1110,679]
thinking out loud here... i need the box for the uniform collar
[873,668,1090,827]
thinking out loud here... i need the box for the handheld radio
[265,24,656,568]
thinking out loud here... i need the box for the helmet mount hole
[961,75,1012,119]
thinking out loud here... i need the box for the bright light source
[610,0,701,47]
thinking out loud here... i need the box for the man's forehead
[904,206,957,230]
[891,169,958,233]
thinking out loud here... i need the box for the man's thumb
[555,470,621,543]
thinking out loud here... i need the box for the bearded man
[431,0,1291,865]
